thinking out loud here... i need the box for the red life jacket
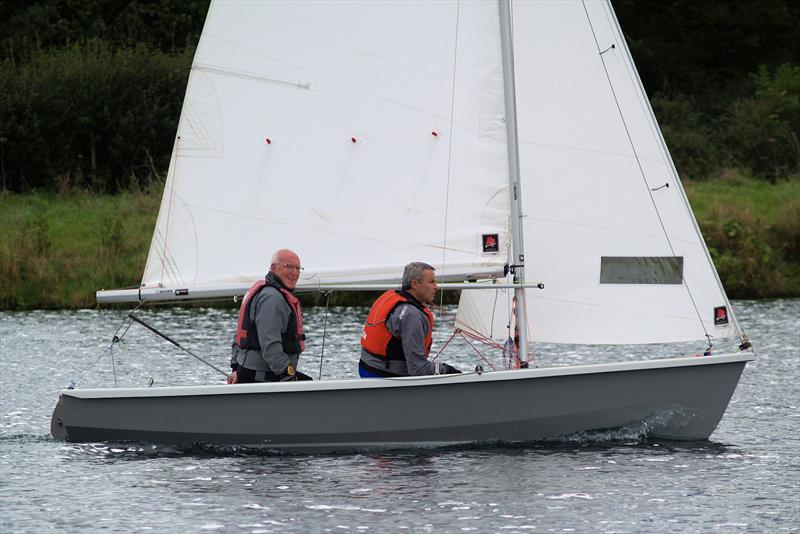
[235,276,305,354]
[361,290,433,360]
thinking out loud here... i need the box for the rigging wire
[580,0,710,343]
[433,303,506,371]
[110,343,118,388]
[318,291,331,381]
[69,304,141,389]
[439,0,461,311]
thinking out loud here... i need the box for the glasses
[276,263,303,272]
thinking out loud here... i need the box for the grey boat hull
[51,353,752,451]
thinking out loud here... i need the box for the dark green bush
[0,40,191,193]
[652,95,723,180]
[0,1,209,63]
[699,202,798,298]
[724,64,800,182]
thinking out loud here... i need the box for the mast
[498,0,530,365]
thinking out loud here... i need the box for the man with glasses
[228,249,311,383]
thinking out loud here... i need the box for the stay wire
[318,291,331,381]
[69,304,141,389]
[110,343,118,388]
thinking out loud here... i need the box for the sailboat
[51,0,753,451]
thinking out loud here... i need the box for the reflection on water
[1,299,798,533]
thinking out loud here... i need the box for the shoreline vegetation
[1,176,798,310]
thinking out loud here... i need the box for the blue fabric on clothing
[358,365,383,378]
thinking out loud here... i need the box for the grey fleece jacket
[359,301,438,376]
[231,285,300,375]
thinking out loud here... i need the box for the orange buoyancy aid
[361,290,434,359]
[235,275,305,354]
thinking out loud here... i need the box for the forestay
[98,0,515,303]
[456,0,741,345]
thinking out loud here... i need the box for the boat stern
[50,395,68,441]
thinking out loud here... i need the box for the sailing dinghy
[51,0,753,451]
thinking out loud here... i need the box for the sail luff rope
[159,136,181,286]
[580,1,711,342]
[439,0,461,311]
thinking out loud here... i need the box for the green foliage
[0,190,160,309]
[0,0,210,62]
[614,0,799,183]
[651,96,721,180]
[724,64,800,181]
[686,178,800,298]
[772,196,800,263]
[651,64,800,183]
[0,40,192,193]
[0,0,209,193]
[613,0,800,101]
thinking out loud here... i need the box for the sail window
[599,256,684,284]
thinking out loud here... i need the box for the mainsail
[456,0,741,345]
[98,0,514,303]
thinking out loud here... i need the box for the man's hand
[227,370,238,384]
[279,365,297,381]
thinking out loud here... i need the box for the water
[1,300,798,532]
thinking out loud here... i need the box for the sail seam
[580,0,710,342]
[204,33,475,131]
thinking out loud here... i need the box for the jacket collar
[398,289,426,310]
[266,271,293,293]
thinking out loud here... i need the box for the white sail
[107,0,510,302]
[457,0,740,345]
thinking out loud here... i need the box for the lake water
[1,300,798,532]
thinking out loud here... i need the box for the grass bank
[1,177,798,310]
[0,189,160,309]
[685,174,800,298]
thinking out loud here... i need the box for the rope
[318,291,331,381]
[431,329,460,362]
[459,332,498,371]
[432,303,507,370]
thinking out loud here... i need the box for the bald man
[229,249,311,383]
